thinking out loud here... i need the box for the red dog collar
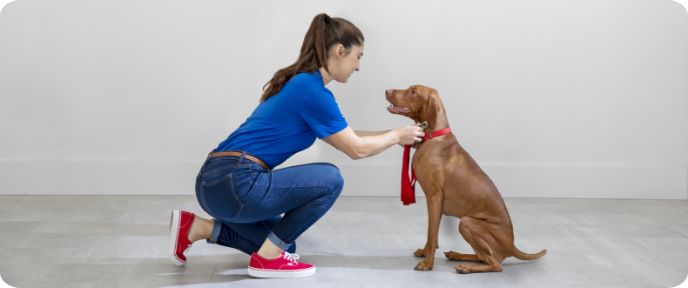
[401,127,452,206]
[423,127,452,141]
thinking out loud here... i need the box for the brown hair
[260,13,364,102]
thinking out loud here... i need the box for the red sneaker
[169,210,194,266]
[248,251,316,278]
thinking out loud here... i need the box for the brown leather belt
[208,151,270,170]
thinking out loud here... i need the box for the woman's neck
[319,67,333,85]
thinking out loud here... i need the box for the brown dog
[386,85,546,273]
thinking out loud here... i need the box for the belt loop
[239,151,247,163]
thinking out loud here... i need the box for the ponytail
[260,13,364,102]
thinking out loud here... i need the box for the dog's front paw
[414,261,433,271]
[414,248,425,257]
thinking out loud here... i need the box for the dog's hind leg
[445,219,480,261]
[455,254,503,274]
[444,250,480,262]
[454,217,504,273]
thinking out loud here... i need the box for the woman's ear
[336,43,349,57]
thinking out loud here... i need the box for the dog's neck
[420,102,450,134]
[426,114,449,133]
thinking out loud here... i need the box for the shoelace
[282,251,300,263]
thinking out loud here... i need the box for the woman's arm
[353,130,391,137]
[323,125,424,160]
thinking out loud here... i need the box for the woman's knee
[319,163,344,194]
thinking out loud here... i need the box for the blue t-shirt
[216,70,348,168]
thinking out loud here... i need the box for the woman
[169,13,424,278]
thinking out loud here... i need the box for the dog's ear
[423,94,440,126]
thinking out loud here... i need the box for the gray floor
[0,195,686,288]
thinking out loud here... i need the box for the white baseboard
[0,159,200,195]
[0,160,686,199]
[341,163,688,199]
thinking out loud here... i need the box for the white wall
[0,0,686,199]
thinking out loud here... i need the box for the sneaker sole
[247,267,316,278]
[169,210,186,266]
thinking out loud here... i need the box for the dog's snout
[385,89,395,97]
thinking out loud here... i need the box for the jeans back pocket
[198,172,244,221]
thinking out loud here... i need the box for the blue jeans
[194,150,344,255]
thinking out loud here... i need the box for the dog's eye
[411,90,416,95]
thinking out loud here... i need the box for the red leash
[401,127,452,205]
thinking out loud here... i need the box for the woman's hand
[323,125,425,160]
[396,124,425,146]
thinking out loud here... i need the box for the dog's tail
[512,246,547,261]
